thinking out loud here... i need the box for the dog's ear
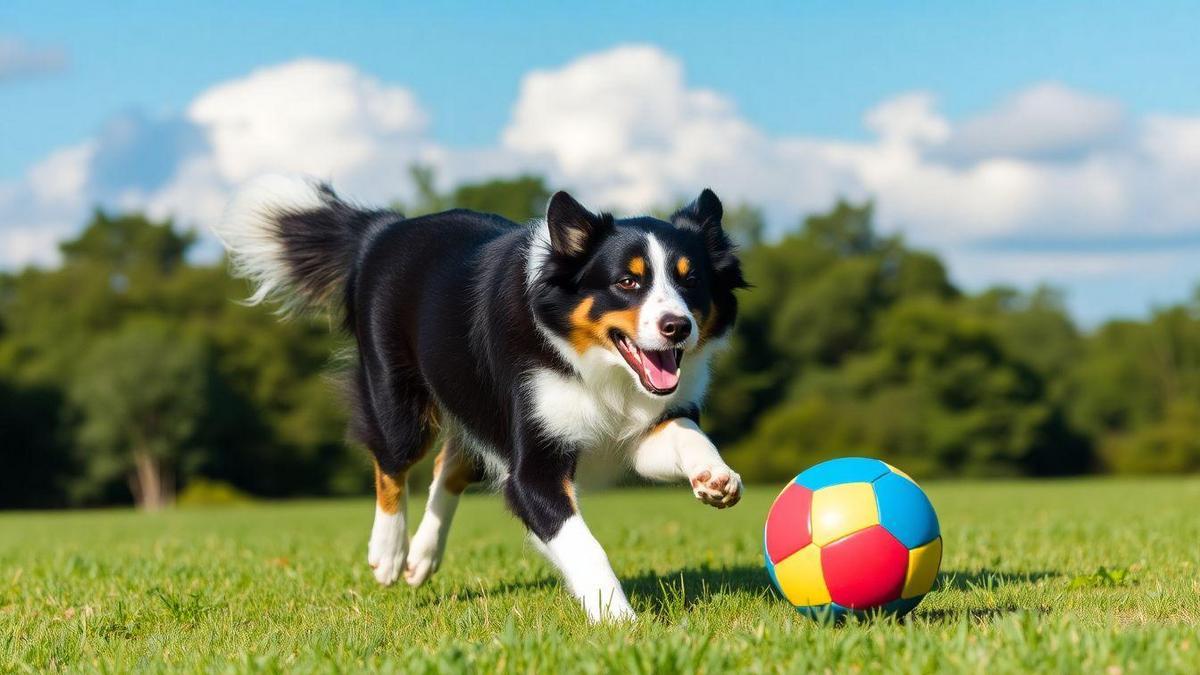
[672,188,723,230]
[672,189,746,288]
[546,191,610,258]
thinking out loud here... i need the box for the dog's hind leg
[367,460,410,586]
[354,366,438,586]
[404,433,483,586]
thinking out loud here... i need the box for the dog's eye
[615,276,641,291]
[680,275,698,289]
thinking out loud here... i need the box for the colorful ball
[763,457,941,620]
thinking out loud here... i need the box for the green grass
[2,479,1199,673]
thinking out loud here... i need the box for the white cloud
[501,44,859,221]
[188,59,430,196]
[27,143,94,204]
[936,83,1125,163]
[503,45,765,208]
[0,59,435,267]
[0,45,1197,320]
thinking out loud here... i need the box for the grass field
[2,479,1199,673]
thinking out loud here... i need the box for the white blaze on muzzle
[638,235,698,352]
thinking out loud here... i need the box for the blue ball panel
[873,472,940,548]
[796,598,925,622]
[794,457,891,491]
[796,603,852,623]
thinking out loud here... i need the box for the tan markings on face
[568,296,641,354]
[433,442,477,495]
[628,256,645,276]
[676,256,691,278]
[374,462,406,514]
[563,478,578,510]
[696,301,720,347]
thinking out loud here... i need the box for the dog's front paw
[689,463,743,509]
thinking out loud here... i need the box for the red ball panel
[820,524,908,609]
[765,483,813,563]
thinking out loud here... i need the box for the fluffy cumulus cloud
[1,44,1197,320]
[0,59,436,266]
[189,59,431,191]
[500,46,864,224]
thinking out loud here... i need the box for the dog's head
[529,189,747,397]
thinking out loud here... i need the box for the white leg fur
[633,418,743,508]
[367,501,408,586]
[543,515,635,622]
[404,471,462,587]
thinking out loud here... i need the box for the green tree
[59,209,194,273]
[0,210,358,506]
[68,320,209,510]
[705,200,954,444]
[450,175,551,222]
[0,377,69,508]
[1068,295,1200,472]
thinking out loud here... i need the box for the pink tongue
[642,349,680,390]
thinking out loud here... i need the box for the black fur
[274,184,392,314]
[270,188,744,542]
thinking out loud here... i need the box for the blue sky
[2,1,1198,324]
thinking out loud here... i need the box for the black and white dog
[212,176,748,621]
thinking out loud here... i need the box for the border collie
[211,177,748,621]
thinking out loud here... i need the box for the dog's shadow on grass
[418,563,770,614]
[623,564,773,615]
[421,566,1060,622]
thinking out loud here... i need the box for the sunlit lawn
[2,478,1199,672]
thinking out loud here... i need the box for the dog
[211,177,748,621]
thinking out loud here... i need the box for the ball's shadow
[935,568,1060,592]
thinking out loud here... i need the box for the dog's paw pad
[689,464,743,509]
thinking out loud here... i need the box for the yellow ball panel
[810,482,879,546]
[772,544,830,606]
[902,536,943,599]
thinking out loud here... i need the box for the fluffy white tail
[211,174,386,313]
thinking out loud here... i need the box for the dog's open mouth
[610,329,683,395]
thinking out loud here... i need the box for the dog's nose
[658,314,692,341]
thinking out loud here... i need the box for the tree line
[1,171,1197,509]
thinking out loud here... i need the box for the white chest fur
[526,344,714,452]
